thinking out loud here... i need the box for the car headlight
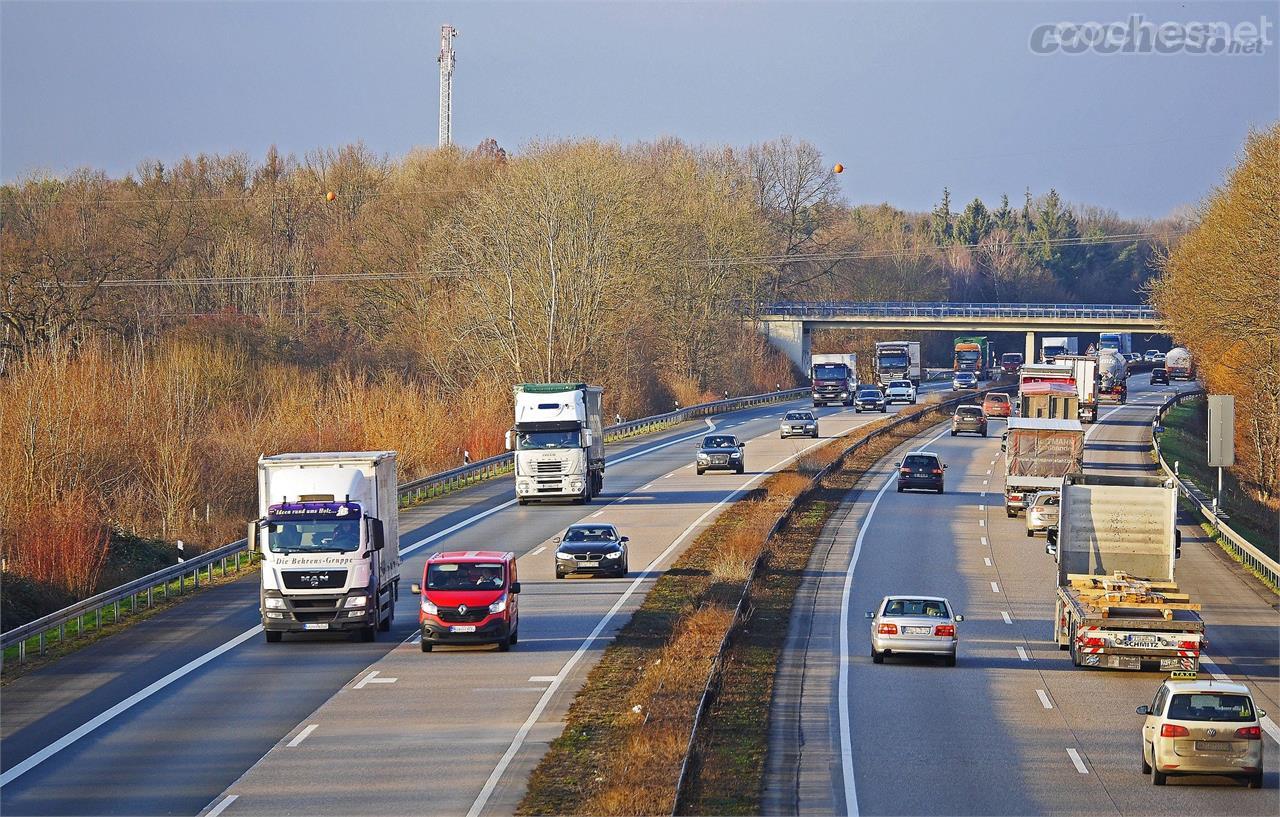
[556,551,575,560]
[488,595,508,614]
[730,452,742,458]
[697,453,710,462]
[344,595,368,609]
[605,550,623,559]
[840,392,848,398]
[421,599,438,615]
[806,423,815,429]
[264,597,286,610]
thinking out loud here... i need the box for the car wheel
[265,631,282,643]
[872,649,884,664]
[937,485,944,494]
[1248,772,1263,789]
[896,485,903,493]
[1007,509,1017,519]
[696,467,705,475]
[881,407,887,413]
[510,628,518,645]
[736,465,745,475]
[498,634,512,652]
[620,561,629,576]
[420,639,433,653]
[1141,745,1152,774]
[855,408,861,413]
[1027,529,1034,538]
[944,654,957,667]
[950,430,956,436]
[1152,768,1167,786]
[556,571,566,579]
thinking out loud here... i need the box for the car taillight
[1235,726,1261,740]
[1161,724,1190,738]
[1177,640,1198,651]
[877,623,898,635]
[1009,493,1023,501]
[900,467,911,474]
[931,468,943,475]
[934,624,955,637]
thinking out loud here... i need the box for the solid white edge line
[1016,646,1030,662]
[466,417,854,817]
[1001,611,1012,624]
[1066,748,1090,774]
[0,625,263,788]
[206,795,238,817]
[838,424,951,817]
[1201,656,1280,744]
[1036,690,1053,709]
[286,724,318,748]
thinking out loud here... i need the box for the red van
[411,551,520,652]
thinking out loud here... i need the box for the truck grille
[286,596,342,622]
[535,461,563,474]
[438,605,490,623]
[281,569,348,590]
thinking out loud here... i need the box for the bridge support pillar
[1025,331,1036,364]
[757,319,810,374]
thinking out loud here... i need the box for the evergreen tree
[1032,188,1083,287]
[955,197,993,246]
[930,187,954,247]
[1021,187,1035,235]
[992,193,1015,232]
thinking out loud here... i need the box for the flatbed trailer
[1055,573,1204,671]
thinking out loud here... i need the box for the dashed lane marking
[590,510,604,518]
[1016,646,1030,662]
[1001,611,1012,624]
[980,536,987,546]
[991,581,1000,593]
[978,519,985,527]
[207,796,238,817]
[528,546,545,557]
[1037,690,1053,709]
[353,671,397,689]
[287,724,318,748]
[1066,748,1089,774]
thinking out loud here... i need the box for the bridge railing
[758,301,1158,321]
[1,386,809,666]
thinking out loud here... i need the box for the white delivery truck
[810,353,858,407]
[509,383,605,505]
[1050,474,1202,672]
[1041,336,1078,363]
[1055,354,1100,423]
[873,341,922,387]
[250,451,400,643]
[1003,418,1084,517]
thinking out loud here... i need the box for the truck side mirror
[246,521,259,553]
[510,581,522,594]
[368,518,385,552]
[504,430,513,451]
[584,430,594,446]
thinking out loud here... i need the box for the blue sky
[2,1,1277,217]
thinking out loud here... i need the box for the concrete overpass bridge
[756,301,1163,368]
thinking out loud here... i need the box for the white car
[1138,677,1265,788]
[884,380,917,405]
[1144,350,1166,363]
[866,595,963,666]
[1026,490,1060,537]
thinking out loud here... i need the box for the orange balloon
[833,163,844,174]
[326,191,337,202]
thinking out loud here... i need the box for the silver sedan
[866,595,963,666]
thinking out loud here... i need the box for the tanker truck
[1165,347,1196,381]
[1096,348,1128,404]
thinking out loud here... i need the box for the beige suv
[1137,677,1265,788]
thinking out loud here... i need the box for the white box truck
[1050,474,1202,672]
[509,383,605,505]
[1055,354,1100,423]
[250,451,400,643]
[874,341,922,387]
[1003,418,1084,517]
[1041,336,1078,363]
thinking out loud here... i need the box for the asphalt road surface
[767,375,1280,816]
[0,384,945,817]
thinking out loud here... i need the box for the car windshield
[955,373,975,381]
[785,412,813,421]
[1034,494,1060,507]
[427,562,505,590]
[956,407,983,417]
[986,394,1008,403]
[903,455,937,468]
[563,526,618,543]
[267,518,360,554]
[1001,354,1022,363]
[1166,693,1255,722]
[703,436,737,448]
[883,599,949,618]
[858,390,881,398]
[517,429,581,450]
[889,381,911,389]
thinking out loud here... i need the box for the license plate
[304,623,329,630]
[905,626,932,635]
[579,561,599,568]
[1122,636,1159,649]
[1195,741,1231,752]
[451,625,477,633]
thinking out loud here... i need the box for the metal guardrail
[2,387,810,664]
[671,383,1011,813]
[759,301,1158,321]
[1153,390,1279,592]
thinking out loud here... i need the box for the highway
[0,386,943,817]
[767,374,1280,815]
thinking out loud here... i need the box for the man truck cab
[412,551,520,652]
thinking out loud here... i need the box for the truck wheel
[378,607,392,632]
[1248,772,1263,789]
[1007,509,1017,519]
[517,498,528,506]
[420,639,433,653]
[1026,529,1034,538]
[265,631,282,643]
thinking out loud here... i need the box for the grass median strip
[517,399,963,816]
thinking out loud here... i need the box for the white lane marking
[980,536,987,546]
[980,491,986,496]
[663,473,674,479]
[982,480,988,486]
[991,581,1000,593]
[589,510,604,518]
[353,671,397,689]
[1201,656,1280,744]
[1001,611,1012,624]
[1066,748,1089,774]
[467,422,847,817]
[618,497,631,503]
[287,724,318,748]
[0,625,262,788]
[206,795,238,817]
[1037,690,1053,709]
[978,504,985,511]
[1016,646,1030,662]
[983,557,992,567]
[528,546,545,557]
[985,469,992,475]
[838,424,951,817]
[641,483,653,490]
[978,519,985,527]
[528,676,557,683]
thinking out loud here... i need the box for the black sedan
[854,388,888,413]
[696,434,746,475]
[554,524,629,578]
[897,450,946,494]
[1150,368,1169,385]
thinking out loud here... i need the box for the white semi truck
[1041,336,1078,363]
[250,451,400,643]
[1050,473,1202,672]
[509,383,605,505]
[873,341,922,387]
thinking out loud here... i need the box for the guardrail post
[39,632,46,656]
[148,587,154,608]
[113,600,120,623]
[18,641,25,662]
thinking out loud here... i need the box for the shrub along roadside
[517,397,970,816]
